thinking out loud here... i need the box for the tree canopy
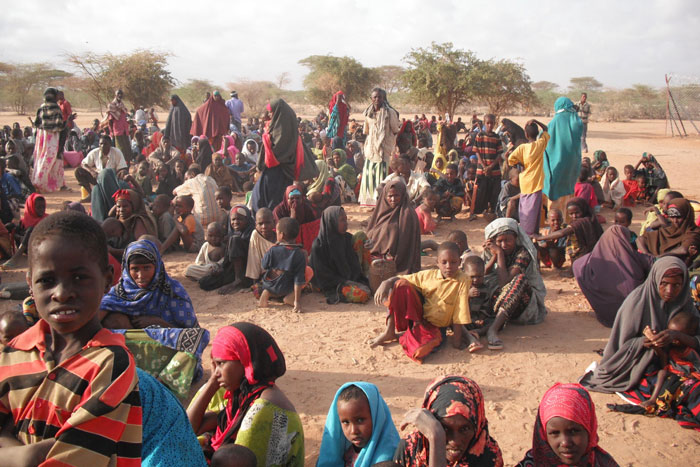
[299,55,377,105]
[474,59,536,117]
[66,50,175,111]
[0,63,71,114]
[569,76,603,92]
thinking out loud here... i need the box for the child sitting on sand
[433,163,464,220]
[462,256,491,350]
[370,241,481,362]
[185,222,226,281]
[318,382,400,467]
[259,217,307,313]
[614,207,638,246]
[415,189,439,235]
[134,160,154,199]
[150,194,177,249]
[497,167,520,220]
[574,168,597,210]
[245,208,277,283]
[622,164,641,206]
[160,195,205,253]
[214,186,233,228]
[0,211,142,464]
[446,229,476,271]
[536,208,567,269]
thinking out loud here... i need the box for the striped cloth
[474,131,503,177]
[0,321,142,466]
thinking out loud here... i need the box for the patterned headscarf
[517,383,618,467]
[100,239,197,328]
[396,375,503,466]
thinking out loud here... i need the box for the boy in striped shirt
[0,211,142,466]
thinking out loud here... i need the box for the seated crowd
[0,87,698,466]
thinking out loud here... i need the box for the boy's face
[206,225,224,247]
[426,194,439,210]
[174,197,189,217]
[624,167,634,180]
[446,168,457,183]
[256,212,274,238]
[484,117,495,132]
[437,249,460,279]
[606,168,617,182]
[231,209,249,232]
[151,199,168,217]
[28,235,113,336]
[466,167,476,180]
[138,162,149,176]
[215,191,232,210]
[465,264,484,287]
[567,205,583,220]
[636,175,647,188]
[614,212,631,228]
[337,397,373,450]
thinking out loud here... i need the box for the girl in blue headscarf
[543,97,583,202]
[317,382,399,467]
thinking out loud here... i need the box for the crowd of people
[0,85,698,466]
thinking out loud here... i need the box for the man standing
[56,90,76,157]
[225,91,244,132]
[107,89,133,163]
[578,92,591,153]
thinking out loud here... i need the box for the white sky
[2,0,698,91]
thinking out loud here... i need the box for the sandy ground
[1,112,700,465]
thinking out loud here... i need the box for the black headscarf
[310,206,367,299]
[163,94,192,150]
[196,138,213,171]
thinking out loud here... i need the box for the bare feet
[283,293,295,307]
[217,280,241,295]
[369,329,398,348]
[258,290,270,308]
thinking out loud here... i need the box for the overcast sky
[2,0,698,91]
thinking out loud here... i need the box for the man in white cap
[225,91,244,132]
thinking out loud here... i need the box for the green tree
[402,42,480,117]
[532,80,559,92]
[569,76,603,92]
[474,59,536,117]
[299,55,377,105]
[172,79,217,109]
[0,62,71,114]
[66,50,175,111]
[374,65,405,94]
[226,80,279,115]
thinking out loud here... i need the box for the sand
[2,112,699,466]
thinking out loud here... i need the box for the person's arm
[186,372,221,435]
[130,217,149,240]
[532,226,574,243]
[483,239,510,287]
[650,327,699,350]
[400,409,447,467]
[451,323,463,349]
[636,235,651,255]
[374,276,401,306]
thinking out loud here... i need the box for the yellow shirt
[400,269,471,327]
[508,132,550,194]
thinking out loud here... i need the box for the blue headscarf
[543,97,583,201]
[317,382,399,467]
[100,239,198,328]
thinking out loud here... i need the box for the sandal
[468,341,484,353]
[487,337,504,351]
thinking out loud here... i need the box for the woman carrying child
[394,375,503,467]
[365,179,421,275]
[273,184,321,252]
[330,148,358,202]
[482,218,547,350]
[205,152,238,191]
[187,322,305,466]
[318,382,399,467]
[310,206,370,304]
[581,257,700,393]
[517,383,619,466]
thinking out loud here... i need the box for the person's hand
[484,239,502,256]
[640,398,657,409]
[132,316,169,328]
[400,408,444,439]
[469,286,480,298]
[374,280,392,307]
[175,221,188,235]
[649,329,680,348]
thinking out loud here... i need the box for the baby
[185,222,226,281]
[0,310,29,346]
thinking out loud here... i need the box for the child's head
[437,241,461,279]
[445,163,458,182]
[423,189,439,211]
[0,310,29,345]
[255,208,275,238]
[127,252,156,289]
[581,157,591,169]
[635,173,647,189]
[447,230,469,253]
[524,121,539,141]
[464,256,485,287]
[336,384,373,450]
[577,167,589,183]
[484,114,496,132]
[509,167,520,187]
[28,212,113,336]
[662,191,683,211]
[174,159,186,175]
[614,208,633,228]
[215,187,233,210]
[102,217,125,241]
[151,194,171,218]
[307,191,323,206]
[605,166,618,182]
[434,157,444,170]
[206,222,224,247]
[548,208,563,231]
[396,156,412,177]
[466,164,477,180]
[541,384,596,466]
[276,217,299,243]
[174,195,194,217]
[138,160,149,177]
[230,206,251,233]
[623,164,636,180]
[667,310,699,339]
[566,201,585,221]
[210,444,258,467]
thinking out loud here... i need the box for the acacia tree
[226,80,279,115]
[172,79,217,109]
[299,55,377,105]
[569,76,603,92]
[66,50,175,110]
[0,63,71,114]
[475,59,536,117]
[374,65,405,94]
[402,42,480,117]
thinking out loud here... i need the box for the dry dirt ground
[2,111,699,465]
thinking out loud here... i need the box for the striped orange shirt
[0,321,142,466]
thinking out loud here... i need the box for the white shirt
[82,147,127,173]
[382,171,430,203]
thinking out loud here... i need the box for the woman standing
[358,88,400,206]
[31,88,65,192]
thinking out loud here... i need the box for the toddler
[536,208,567,269]
[415,189,439,235]
[185,222,226,281]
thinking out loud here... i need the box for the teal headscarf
[317,382,399,467]
[543,97,583,201]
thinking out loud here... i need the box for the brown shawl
[643,198,700,256]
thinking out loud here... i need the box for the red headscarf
[519,383,618,467]
[21,193,48,228]
[112,189,132,203]
[210,323,286,451]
